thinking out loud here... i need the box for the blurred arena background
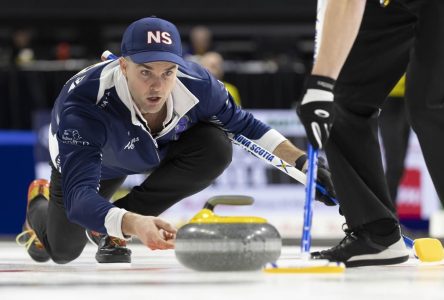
[0,0,441,241]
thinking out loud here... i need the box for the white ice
[0,241,443,300]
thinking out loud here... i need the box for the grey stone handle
[203,195,254,211]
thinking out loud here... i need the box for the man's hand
[297,75,335,149]
[295,154,336,206]
[122,213,177,250]
[313,156,336,206]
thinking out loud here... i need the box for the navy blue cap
[121,17,186,67]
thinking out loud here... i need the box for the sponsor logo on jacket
[233,134,275,162]
[175,115,191,134]
[124,137,140,150]
[68,75,85,93]
[61,129,90,146]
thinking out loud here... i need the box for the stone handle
[203,195,254,211]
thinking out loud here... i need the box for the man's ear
[119,57,128,76]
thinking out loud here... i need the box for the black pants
[28,123,232,264]
[326,0,444,231]
[379,98,411,206]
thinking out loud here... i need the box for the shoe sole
[345,254,409,268]
[345,237,410,267]
[95,253,131,263]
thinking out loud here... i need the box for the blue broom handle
[301,144,318,255]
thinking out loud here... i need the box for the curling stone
[175,195,282,271]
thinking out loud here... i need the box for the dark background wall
[0,0,316,23]
[0,0,317,129]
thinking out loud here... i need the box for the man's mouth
[147,96,162,102]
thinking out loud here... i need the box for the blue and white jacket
[49,59,286,238]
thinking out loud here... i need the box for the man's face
[120,58,178,115]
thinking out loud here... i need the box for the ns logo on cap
[147,31,172,45]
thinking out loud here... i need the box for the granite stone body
[175,223,282,271]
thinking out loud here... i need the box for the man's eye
[165,70,173,76]
[141,70,150,76]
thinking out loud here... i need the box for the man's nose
[149,76,162,91]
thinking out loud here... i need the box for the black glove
[297,75,335,149]
[295,154,336,206]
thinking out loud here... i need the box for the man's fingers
[154,218,177,234]
[136,216,177,250]
[162,229,176,241]
[147,236,175,250]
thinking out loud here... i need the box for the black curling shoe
[311,228,409,267]
[86,230,132,263]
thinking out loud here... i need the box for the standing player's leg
[405,0,444,208]
[312,1,417,266]
[379,97,411,205]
